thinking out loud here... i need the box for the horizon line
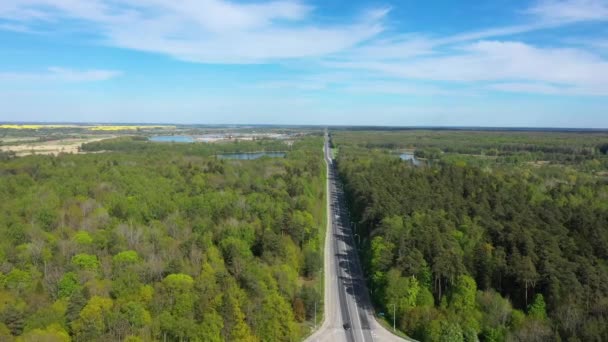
[2,121,608,132]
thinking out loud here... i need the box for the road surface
[306,133,411,342]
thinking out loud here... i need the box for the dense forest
[0,137,325,341]
[334,131,608,341]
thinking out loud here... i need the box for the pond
[400,152,422,166]
[149,135,194,143]
[216,152,286,160]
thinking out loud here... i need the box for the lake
[149,135,194,143]
[400,152,422,166]
[217,152,286,160]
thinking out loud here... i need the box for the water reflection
[400,152,422,166]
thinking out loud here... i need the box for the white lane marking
[332,187,356,341]
[334,218,353,336]
[348,228,371,342]
[334,167,372,342]
[342,228,366,342]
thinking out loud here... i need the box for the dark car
[343,323,351,330]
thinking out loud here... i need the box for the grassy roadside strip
[376,315,417,340]
[299,140,329,340]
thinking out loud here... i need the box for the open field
[0,136,115,156]
[0,137,39,143]
[88,125,175,131]
[0,124,175,131]
[0,124,79,129]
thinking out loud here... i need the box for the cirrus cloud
[1,0,608,96]
[527,0,608,23]
[0,0,388,63]
[0,67,122,82]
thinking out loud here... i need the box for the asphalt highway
[305,133,410,342]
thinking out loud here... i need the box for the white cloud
[343,36,435,60]
[0,0,387,63]
[318,0,608,97]
[255,80,328,91]
[328,0,608,97]
[0,67,122,82]
[342,81,468,96]
[339,0,608,64]
[0,0,114,22]
[527,0,608,23]
[0,22,36,33]
[154,0,312,32]
[1,0,608,96]
[436,23,550,45]
[587,39,608,49]
[253,71,378,92]
[489,82,608,96]
[108,22,384,63]
[489,82,568,94]
[329,40,608,95]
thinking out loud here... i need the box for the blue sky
[1,0,608,127]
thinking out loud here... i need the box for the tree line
[333,130,608,166]
[80,136,292,156]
